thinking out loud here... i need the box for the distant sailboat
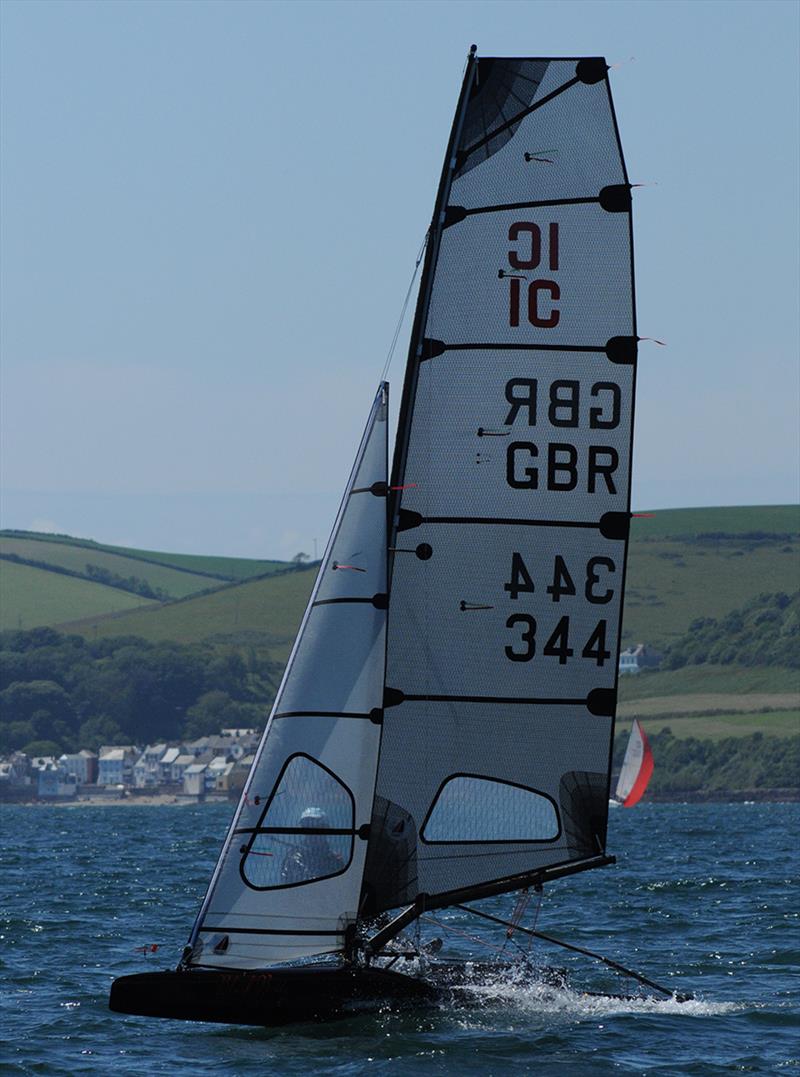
[110,46,687,1026]
[611,719,654,807]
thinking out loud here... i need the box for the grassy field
[61,565,318,664]
[0,530,292,629]
[620,539,799,649]
[100,545,287,580]
[0,536,217,599]
[616,710,799,740]
[618,665,800,701]
[629,504,799,540]
[0,560,153,631]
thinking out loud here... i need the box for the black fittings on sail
[416,543,433,561]
[443,205,468,228]
[599,184,632,213]
[587,688,616,717]
[397,509,423,532]
[383,687,405,709]
[420,338,446,360]
[599,511,630,541]
[605,335,638,365]
[575,57,608,84]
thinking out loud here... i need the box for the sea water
[1,802,797,1075]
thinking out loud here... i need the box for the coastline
[2,790,798,807]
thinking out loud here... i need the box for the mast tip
[469,44,477,56]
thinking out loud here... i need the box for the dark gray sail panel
[372,700,611,904]
[452,61,627,203]
[374,54,636,911]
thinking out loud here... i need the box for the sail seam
[456,195,599,218]
[313,597,374,605]
[422,343,606,358]
[273,710,375,721]
[401,693,589,705]
[418,516,605,529]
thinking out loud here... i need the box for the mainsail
[368,53,638,914]
[614,719,654,807]
[186,385,388,969]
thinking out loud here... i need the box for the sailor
[280,806,344,884]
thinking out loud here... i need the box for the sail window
[240,754,355,890]
[421,774,560,844]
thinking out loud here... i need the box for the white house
[133,744,169,788]
[619,644,662,675]
[159,747,181,783]
[97,746,138,786]
[183,762,208,797]
[59,750,98,785]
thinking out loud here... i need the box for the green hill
[622,504,799,650]
[0,560,154,631]
[0,531,291,629]
[60,565,318,666]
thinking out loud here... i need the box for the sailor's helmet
[300,806,327,829]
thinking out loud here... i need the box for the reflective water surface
[2,802,797,1075]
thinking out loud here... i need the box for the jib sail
[187,385,388,969]
[366,54,637,912]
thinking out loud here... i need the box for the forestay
[367,55,638,912]
[187,385,388,969]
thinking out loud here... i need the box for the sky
[1,0,798,560]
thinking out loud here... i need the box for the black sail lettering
[507,442,538,489]
[548,380,580,428]
[547,443,578,491]
[588,446,619,493]
[589,382,621,429]
[504,379,537,426]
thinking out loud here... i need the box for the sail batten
[369,54,637,914]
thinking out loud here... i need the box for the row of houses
[0,729,260,801]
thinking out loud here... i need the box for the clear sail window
[240,754,355,890]
[421,774,560,843]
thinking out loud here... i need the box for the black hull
[109,965,439,1026]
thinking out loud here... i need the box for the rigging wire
[379,232,429,383]
[453,904,692,1001]
[419,913,511,959]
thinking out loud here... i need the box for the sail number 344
[504,552,615,666]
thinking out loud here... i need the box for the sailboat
[611,719,654,807]
[110,47,668,1025]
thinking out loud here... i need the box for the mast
[364,49,639,934]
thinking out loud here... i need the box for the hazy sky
[1,0,798,559]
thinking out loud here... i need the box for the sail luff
[601,75,637,813]
[388,49,478,513]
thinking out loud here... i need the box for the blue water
[2,802,798,1075]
